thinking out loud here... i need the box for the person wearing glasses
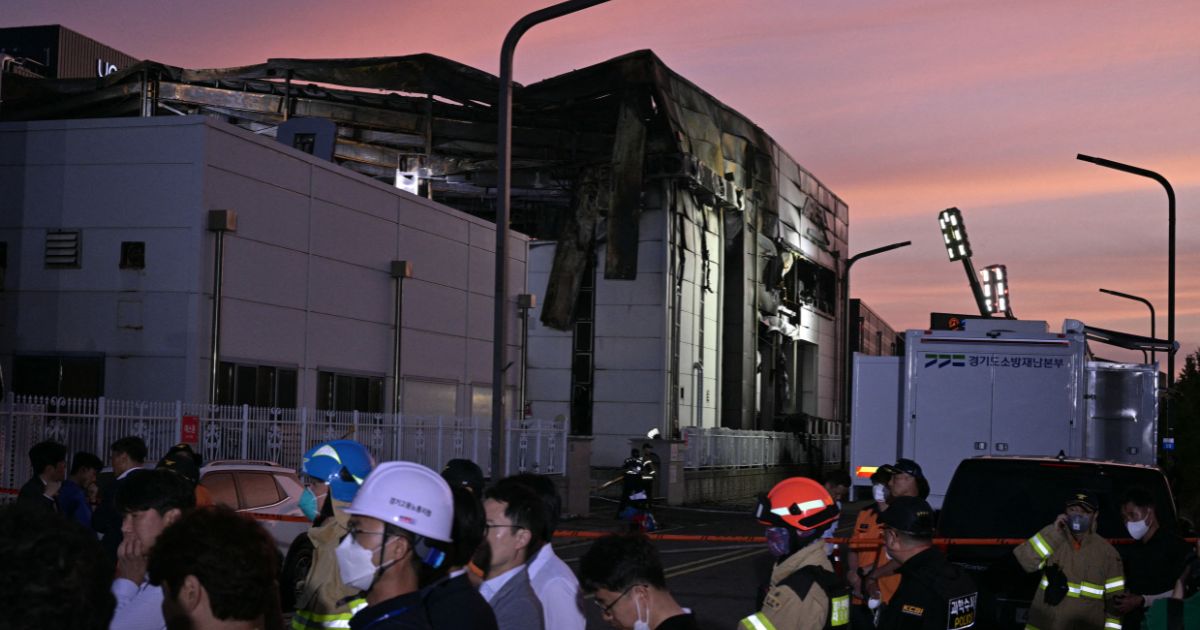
[578,533,696,630]
[480,483,546,630]
[338,461,455,630]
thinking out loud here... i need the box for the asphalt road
[557,499,779,630]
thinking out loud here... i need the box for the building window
[292,133,316,155]
[119,241,145,269]
[217,362,297,408]
[569,259,596,435]
[45,229,81,268]
[317,371,384,413]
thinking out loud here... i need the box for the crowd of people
[5,439,1200,629]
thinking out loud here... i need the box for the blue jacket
[57,479,92,528]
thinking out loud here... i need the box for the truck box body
[850,319,1157,507]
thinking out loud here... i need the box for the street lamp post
[1099,288,1157,365]
[492,0,612,479]
[841,240,912,467]
[1077,154,1176,439]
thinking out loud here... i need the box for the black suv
[936,456,1177,630]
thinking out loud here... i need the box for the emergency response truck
[849,318,1163,507]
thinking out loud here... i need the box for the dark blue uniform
[350,592,432,630]
[877,547,978,630]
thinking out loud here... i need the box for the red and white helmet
[754,477,839,532]
[344,461,453,542]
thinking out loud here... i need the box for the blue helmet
[301,440,374,502]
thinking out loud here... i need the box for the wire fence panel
[680,426,841,470]
[0,396,566,493]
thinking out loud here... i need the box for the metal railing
[681,426,841,470]
[0,395,566,494]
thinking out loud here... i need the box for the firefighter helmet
[754,476,839,532]
[301,440,375,502]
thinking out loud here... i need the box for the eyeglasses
[483,524,527,533]
[593,584,639,616]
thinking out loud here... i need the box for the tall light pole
[492,0,612,479]
[842,240,911,467]
[1077,154,1176,439]
[1099,288,1156,365]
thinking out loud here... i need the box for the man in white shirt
[110,469,196,630]
[480,483,545,630]
[495,474,586,630]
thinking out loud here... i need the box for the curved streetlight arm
[493,0,613,479]
[1099,288,1157,366]
[847,240,913,270]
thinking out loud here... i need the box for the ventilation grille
[45,230,80,268]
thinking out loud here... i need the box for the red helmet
[754,477,839,532]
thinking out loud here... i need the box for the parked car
[937,455,1178,630]
[199,460,309,555]
[199,459,315,611]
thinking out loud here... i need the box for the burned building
[0,40,849,464]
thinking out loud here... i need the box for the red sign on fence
[181,415,200,446]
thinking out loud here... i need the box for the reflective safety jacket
[292,503,368,630]
[1014,522,1125,630]
[739,542,850,630]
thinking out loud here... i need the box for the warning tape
[556,530,1200,546]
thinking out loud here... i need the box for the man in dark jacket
[877,497,978,630]
[1115,486,1192,628]
[422,485,499,630]
[17,441,67,512]
[93,436,148,561]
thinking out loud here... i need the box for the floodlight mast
[980,264,1015,319]
[938,207,990,317]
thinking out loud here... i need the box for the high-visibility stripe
[740,613,777,630]
[855,466,878,478]
[1030,533,1052,559]
[291,599,366,629]
[831,596,850,627]
[1105,577,1125,592]
[1066,583,1082,598]
[1024,626,1040,630]
[1079,582,1104,599]
[1104,618,1122,630]
[1038,577,1049,590]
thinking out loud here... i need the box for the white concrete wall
[0,116,527,414]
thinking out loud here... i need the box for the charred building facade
[1,38,849,464]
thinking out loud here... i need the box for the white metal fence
[681,426,841,469]
[0,395,566,494]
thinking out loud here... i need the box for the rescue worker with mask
[340,461,454,630]
[741,477,850,630]
[847,468,891,629]
[292,440,376,630]
[1014,490,1125,630]
[876,496,978,630]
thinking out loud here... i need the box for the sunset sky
[10,0,1199,368]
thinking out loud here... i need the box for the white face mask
[867,597,882,610]
[1126,519,1150,540]
[336,533,395,592]
[872,483,888,503]
[633,590,652,630]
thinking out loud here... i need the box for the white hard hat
[344,461,454,542]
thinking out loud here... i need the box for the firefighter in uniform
[876,496,978,630]
[292,440,376,630]
[740,477,850,630]
[1014,490,1125,630]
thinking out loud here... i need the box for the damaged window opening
[784,258,837,316]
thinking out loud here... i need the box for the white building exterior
[0,116,528,418]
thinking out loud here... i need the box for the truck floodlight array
[980,264,1012,317]
[939,207,972,261]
